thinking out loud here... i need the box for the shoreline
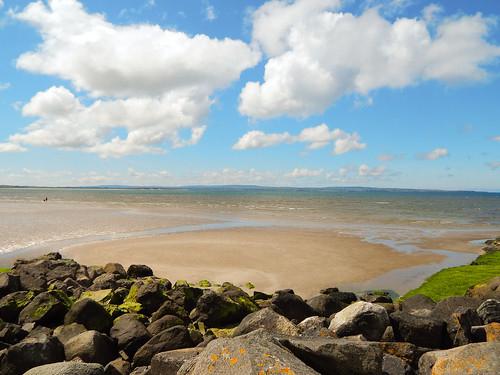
[63,226,480,298]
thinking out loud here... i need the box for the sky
[0,0,499,190]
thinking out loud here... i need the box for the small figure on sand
[43,197,48,202]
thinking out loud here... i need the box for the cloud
[233,123,366,155]
[0,142,27,153]
[200,168,276,185]
[422,3,443,23]
[0,82,10,90]
[7,0,259,157]
[240,2,500,118]
[0,1,3,9]
[232,130,293,150]
[358,164,386,176]
[286,168,323,177]
[487,161,500,170]
[420,147,449,160]
[205,3,216,21]
[492,136,500,142]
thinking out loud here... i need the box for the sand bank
[65,227,447,297]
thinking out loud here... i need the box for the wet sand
[65,227,447,297]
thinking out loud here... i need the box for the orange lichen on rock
[485,322,500,342]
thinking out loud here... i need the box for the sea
[1,186,499,290]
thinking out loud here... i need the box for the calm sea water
[1,186,499,257]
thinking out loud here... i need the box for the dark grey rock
[110,313,151,357]
[150,348,203,375]
[104,358,131,375]
[53,322,87,345]
[0,334,65,375]
[0,291,35,322]
[271,289,315,322]
[127,265,154,279]
[64,330,117,366]
[0,322,27,345]
[400,294,436,317]
[390,311,445,349]
[306,294,345,317]
[18,290,71,327]
[103,263,127,277]
[133,325,194,367]
[0,273,20,298]
[64,298,113,333]
[147,315,184,336]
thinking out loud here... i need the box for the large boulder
[64,330,117,365]
[18,290,71,326]
[329,301,390,341]
[400,294,436,317]
[418,342,500,375]
[110,313,151,357]
[150,348,203,375]
[477,299,500,324]
[11,256,80,291]
[151,296,189,323]
[127,265,154,279]
[0,291,35,322]
[280,337,429,375]
[279,336,384,375]
[64,298,113,333]
[24,362,104,375]
[0,334,65,375]
[270,289,315,322]
[232,307,301,337]
[177,329,319,375]
[390,311,445,348]
[0,273,20,298]
[133,325,194,367]
[147,315,185,336]
[306,294,345,317]
[191,289,257,327]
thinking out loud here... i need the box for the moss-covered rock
[198,280,212,288]
[18,290,71,327]
[0,291,35,322]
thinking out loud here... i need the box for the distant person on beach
[43,197,48,202]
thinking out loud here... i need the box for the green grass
[402,251,500,302]
[0,267,10,273]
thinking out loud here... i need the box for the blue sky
[0,0,499,190]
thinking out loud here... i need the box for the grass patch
[402,251,500,302]
[0,267,10,273]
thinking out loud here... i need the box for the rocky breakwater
[0,251,498,375]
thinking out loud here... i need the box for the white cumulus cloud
[286,168,323,178]
[420,147,449,160]
[358,164,386,176]
[0,142,27,153]
[240,1,500,119]
[233,124,366,155]
[7,0,259,157]
[493,136,500,142]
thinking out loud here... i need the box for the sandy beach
[65,227,449,297]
